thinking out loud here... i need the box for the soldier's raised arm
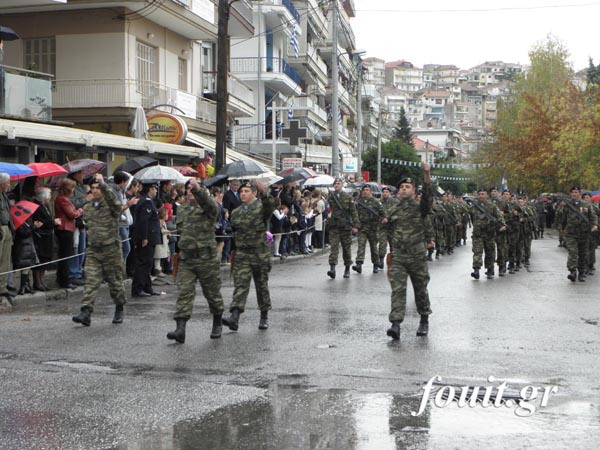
[97,175,122,218]
[192,183,218,219]
[420,163,433,217]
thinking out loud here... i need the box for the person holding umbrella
[0,173,16,305]
[31,187,60,291]
[72,174,127,326]
[10,201,40,295]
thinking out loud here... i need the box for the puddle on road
[131,385,600,449]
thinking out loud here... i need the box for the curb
[1,246,331,312]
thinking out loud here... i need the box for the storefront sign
[147,113,188,145]
[282,157,303,169]
[342,157,357,173]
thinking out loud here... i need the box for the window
[23,37,56,75]
[178,58,187,91]
[136,41,156,103]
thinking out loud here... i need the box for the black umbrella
[0,26,20,42]
[202,175,228,188]
[113,156,158,175]
[277,167,318,184]
[218,160,266,178]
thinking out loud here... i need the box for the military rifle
[471,200,506,232]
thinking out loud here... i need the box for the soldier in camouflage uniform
[498,190,520,274]
[555,199,567,248]
[582,192,599,275]
[519,196,536,267]
[353,185,384,274]
[167,179,224,343]
[327,179,359,279]
[469,189,506,280]
[431,198,447,259]
[560,186,598,282]
[490,187,509,276]
[455,196,469,247]
[383,163,434,341]
[441,193,458,254]
[72,174,126,327]
[222,181,276,331]
[378,186,399,268]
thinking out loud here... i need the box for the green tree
[587,58,600,87]
[431,156,477,195]
[362,140,421,186]
[392,107,413,146]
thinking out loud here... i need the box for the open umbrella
[63,159,106,177]
[218,160,267,178]
[0,26,20,42]
[303,174,335,187]
[277,167,317,183]
[172,166,198,177]
[113,156,158,175]
[244,171,283,186]
[591,194,600,203]
[202,175,228,188]
[0,162,34,181]
[10,200,39,230]
[27,162,68,178]
[135,165,186,183]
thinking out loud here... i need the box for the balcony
[288,41,329,85]
[52,79,216,124]
[0,65,53,121]
[326,82,356,115]
[307,0,327,37]
[260,0,300,30]
[202,72,255,117]
[292,96,328,128]
[230,57,301,95]
[303,143,333,164]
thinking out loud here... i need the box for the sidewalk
[0,246,331,312]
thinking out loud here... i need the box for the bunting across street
[380,158,490,169]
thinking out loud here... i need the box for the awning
[0,119,204,158]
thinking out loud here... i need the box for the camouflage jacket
[328,190,360,229]
[560,199,598,235]
[355,196,384,229]
[230,192,276,249]
[469,199,505,233]
[431,202,446,229]
[83,183,121,248]
[441,201,459,225]
[386,183,433,255]
[176,188,219,251]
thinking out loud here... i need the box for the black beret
[398,177,414,187]
[334,177,344,184]
[381,186,392,192]
[571,185,582,192]
[361,184,372,191]
[240,181,256,191]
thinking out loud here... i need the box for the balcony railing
[282,0,300,22]
[293,96,327,123]
[1,65,53,120]
[53,79,216,123]
[230,57,301,86]
[306,42,328,76]
[202,71,254,107]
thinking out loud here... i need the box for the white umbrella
[303,174,335,187]
[244,171,283,186]
[135,165,186,183]
[131,106,148,139]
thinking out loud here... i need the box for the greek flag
[288,98,294,120]
[501,174,508,193]
[290,25,299,58]
[327,105,343,124]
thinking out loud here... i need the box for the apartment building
[467,61,524,85]
[384,60,423,93]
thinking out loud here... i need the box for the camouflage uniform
[587,202,600,272]
[174,188,224,319]
[386,183,433,323]
[328,190,360,266]
[229,192,276,313]
[560,198,598,274]
[503,200,522,271]
[521,203,537,265]
[442,199,458,253]
[431,201,446,257]
[80,183,126,311]
[469,199,505,272]
[355,196,384,265]
[378,196,399,259]
[491,196,509,271]
[456,200,470,245]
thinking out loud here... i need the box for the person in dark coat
[31,187,58,291]
[131,181,161,297]
[12,216,39,295]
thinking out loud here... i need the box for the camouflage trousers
[434,226,445,252]
[472,229,496,270]
[565,234,589,272]
[328,226,353,266]
[174,247,224,319]
[81,243,126,312]
[506,230,520,265]
[388,250,432,323]
[495,231,508,267]
[378,227,392,258]
[445,224,456,250]
[356,226,379,264]
[230,245,272,313]
[588,232,599,269]
[522,231,532,261]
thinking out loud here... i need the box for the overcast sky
[352,0,600,71]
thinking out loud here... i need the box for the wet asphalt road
[0,230,599,449]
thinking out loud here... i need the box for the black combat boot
[222,308,241,331]
[524,259,530,267]
[327,264,336,279]
[167,317,188,343]
[567,270,577,282]
[352,262,362,274]
[379,256,385,269]
[373,265,379,274]
[486,268,494,279]
[112,304,124,324]
[427,249,434,261]
[498,264,506,277]
[578,270,586,282]
[343,265,351,278]
[508,263,515,274]
[471,269,480,280]
[258,310,269,330]
[72,306,92,327]
[416,315,429,336]
[386,321,400,340]
[211,314,223,339]
[588,266,595,276]
[515,263,521,271]
[18,274,33,295]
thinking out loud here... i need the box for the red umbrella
[10,201,39,230]
[27,162,68,178]
[591,194,600,203]
[172,166,198,177]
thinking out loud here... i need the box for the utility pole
[356,60,363,182]
[377,106,382,184]
[271,99,277,169]
[330,0,339,177]
[216,0,234,172]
